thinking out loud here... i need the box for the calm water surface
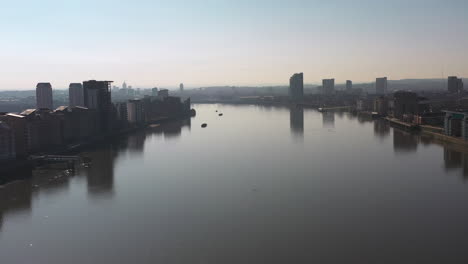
[2,104,468,263]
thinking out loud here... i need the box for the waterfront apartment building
[0,121,15,160]
[127,99,144,124]
[289,73,304,101]
[346,80,352,92]
[444,111,468,139]
[376,77,388,95]
[393,91,418,119]
[19,109,62,153]
[374,96,388,116]
[448,76,464,94]
[54,106,97,143]
[322,79,335,95]
[69,83,84,107]
[115,102,128,124]
[0,113,27,158]
[36,83,53,110]
[83,80,113,133]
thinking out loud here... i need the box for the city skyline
[2,0,468,90]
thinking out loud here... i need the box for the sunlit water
[1,104,468,263]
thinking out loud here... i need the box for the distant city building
[152,88,158,96]
[322,79,335,95]
[393,91,418,119]
[180,83,184,92]
[289,73,304,101]
[69,83,84,107]
[158,89,169,99]
[36,83,53,109]
[127,99,144,124]
[122,81,127,90]
[376,77,388,95]
[448,76,464,94]
[83,80,113,133]
[346,80,352,92]
[0,121,15,160]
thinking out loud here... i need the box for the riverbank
[385,117,420,131]
[382,116,468,149]
[0,113,195,186]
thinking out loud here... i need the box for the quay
[385,117,420,131]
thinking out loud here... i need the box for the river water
[1,104,468,263]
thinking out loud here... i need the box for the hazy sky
[1,0,468,90]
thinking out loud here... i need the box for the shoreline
[0,113,194,186]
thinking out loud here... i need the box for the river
[1,104,468,263]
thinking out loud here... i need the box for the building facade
[54,106,97,143]
[83,80,113,133]
[444,111,468,140]
[289,73,304,101]
[127,99,144,124]
[157,89,169,100]
[346,80,352,92]
[36,83,53,110]
[448,76,464,94]
[374,96,388,116]
[322,79,335,95]
[0,121,15,160]
[69,83,84,107]
[0,113,27,158]
[393,91,418,119]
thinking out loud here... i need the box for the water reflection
[386,123,468,180]
[86,145,117,198]
[153,118,191,140]
[357,114,372,124]
[3,105,468,263]
[0,177,34,232]
[444,147,468,179]
[374,119,390,139]
[0,118,193,231]
[393,129,418,153]
[289,106,304,139]
[322,112,335,128]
